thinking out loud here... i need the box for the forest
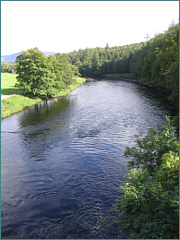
[68,23,179,108]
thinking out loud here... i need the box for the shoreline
[82,74,178,114]
[103,74,172,93]
[85,74,171,98]
[1,77,86,119]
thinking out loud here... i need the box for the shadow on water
[19,96,73,126]
[17,96,76,160]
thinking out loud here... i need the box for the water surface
[1,80,173,238]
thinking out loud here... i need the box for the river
[1,79,174,239]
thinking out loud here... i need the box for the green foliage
[68,23,179,108]
[124,116,178,173]
[16,48,54,96]
[68,43,144,77]
[116,119,179,239]
[1,62,16,73]
[15,48,79,97]
[135,23,179,107]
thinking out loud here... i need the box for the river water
[1,79,174,239]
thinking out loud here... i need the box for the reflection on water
[1,80,173,239]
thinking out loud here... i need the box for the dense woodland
[68,23,179,108]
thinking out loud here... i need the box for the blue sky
[1,1,179,56]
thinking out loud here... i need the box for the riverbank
[102,73,136,81]
[1,95,42,119]
[102,73,172,93]
[101,73,179,128]
[102,73,156,86]
[1,73,86,119]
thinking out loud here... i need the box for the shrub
[124,116,178,173]
[116,118,179,239]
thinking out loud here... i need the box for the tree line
[1,62,16,73]
[68,42,145,77]
[68,23,179,108]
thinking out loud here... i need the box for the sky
[1,1,179,56]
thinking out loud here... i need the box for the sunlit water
[1,80,174,239]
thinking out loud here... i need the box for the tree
[52,53,78,87]
[92,50,102,75]
[116,118,179,239]
[135,23,179,106]
[16,48,79,97]
[105,43,109,49]
[16,48,56,96]
[124,117,178,173]
[144,33,150,41]
[116,151,179,239]
[1,62,16,73]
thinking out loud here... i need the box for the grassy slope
[1,95,42,119]
[1,73,22,96]
[1,73,86,119]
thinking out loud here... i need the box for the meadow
[1,73,22,96]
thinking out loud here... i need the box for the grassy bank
[1,95,42,119]
[54,77,86,97]
[1,73,86,119]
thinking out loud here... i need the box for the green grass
[1,73,22,96]
[1,73,86,119]
[1,95,42,119]
[1,73,41,118]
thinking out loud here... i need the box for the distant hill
[1,51,57,62]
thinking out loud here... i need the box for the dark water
[1,80,173,239]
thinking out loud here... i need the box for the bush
[124,116,178,173]
[116,118,179,239]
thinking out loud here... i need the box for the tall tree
[16,48,55,96]
[16,48,79,97]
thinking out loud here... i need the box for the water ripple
[1,80,173,239]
